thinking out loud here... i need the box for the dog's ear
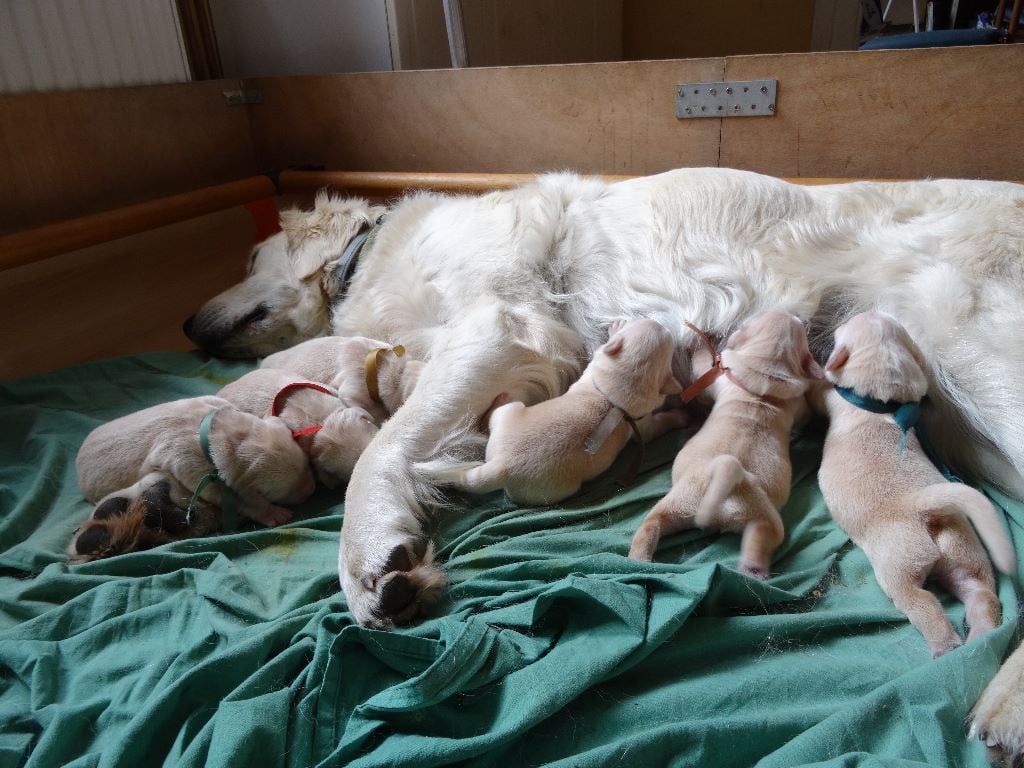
[725,327,748,350]
[660,374,684,395]
[602,336,625,357]
[825,345,850,373]
[803,352,826,380]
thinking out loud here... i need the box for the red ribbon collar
[271,381,336,438]
[680,321,755,402]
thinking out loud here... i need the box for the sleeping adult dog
[186,168,1024,759]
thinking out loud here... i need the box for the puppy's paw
[68,497,171,562]
[346,541,447,628]
[740,561,771,580]
[970,646,1024,765]
[246,504,293,527]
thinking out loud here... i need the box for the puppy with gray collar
[629,312,823,578]
[74,395,315,541]
[260,336,422,424]
[417,319,685,505]
[815,311,1014,657]
[218,368,378,488]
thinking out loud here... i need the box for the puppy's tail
[413,458,507,495]
[911,483,1016,574]
[694,455,746,529]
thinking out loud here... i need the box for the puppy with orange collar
[815,311,1014,657]
[629,312,823,578]
[261,336,421,424]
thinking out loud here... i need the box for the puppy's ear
[907,338,927,370]
[803,352,826,380]
[725,327,748,350]
[602,336,624,357]
[825,345,850,373]
[660,375,684,395]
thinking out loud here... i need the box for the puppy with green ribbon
[814,311,1015,657]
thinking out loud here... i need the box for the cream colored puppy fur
[418,319,685,505]
[261,336,422,424]
[76,395,315,528]
[630,312,822,577]
[816,311,1014,658]
[218,368,378,487]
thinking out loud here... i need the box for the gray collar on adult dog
[330,215,386,307]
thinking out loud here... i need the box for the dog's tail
[413,458,507,495]
[694,455,747,529]
[909,483,1016,574]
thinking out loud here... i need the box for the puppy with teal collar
[815,311,1015,657]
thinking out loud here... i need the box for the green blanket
[1,353,1020,768]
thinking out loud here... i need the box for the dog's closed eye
[237,304,269,328]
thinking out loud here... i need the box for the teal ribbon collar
[187,409,239,531]
[833,386,960,483]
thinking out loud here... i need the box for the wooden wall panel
[623,0,816,59]
[0,207,258,381]
[0,80,258,233]
[247,58,724,176]
[720,46,1024,180]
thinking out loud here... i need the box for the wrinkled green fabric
[0,351,1020,768]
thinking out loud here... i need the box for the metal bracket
[675,79,777,119]
[223,88,263,106]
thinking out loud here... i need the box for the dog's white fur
[418,318,684,505]
[629,312,821,576]
[76,395,316,527]
[218,368,378,487]
[190,169,1024,755]
[815,311,1013,657]
[260,336,422,425]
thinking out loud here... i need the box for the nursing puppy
[816,311,1014,657]
[418,319,685,505]
[629,312,822,577]
[261,336,422,424]
[75,395,315,538]
[219,368,378,487]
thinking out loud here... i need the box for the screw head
[761,86,768,94]
[709,88,717,95]
[726,87,733,94]
[768,103,775,111]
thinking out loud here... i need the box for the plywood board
[720,46,1024,180]
[0,80,258,233]
[0,207,259,381]
[247,58,724,175]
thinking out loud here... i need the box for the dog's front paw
[245,503,294,527]
[342,541,447,629]
[970,641,1024,765]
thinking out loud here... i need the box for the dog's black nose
[182,315,196,341]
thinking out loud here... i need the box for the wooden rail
[2,171,901,272]
[0,176,276,272]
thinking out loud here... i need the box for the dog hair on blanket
[629,311,822,577]
[74,395,315,536]
[416,318,686,506]
[813,311,1014,657]
[260,336,422,425]
[218,367,378,487]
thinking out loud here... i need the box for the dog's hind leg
[628,484,701,561]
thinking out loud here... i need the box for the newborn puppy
[816,311,1014,657]
[261,336,422,424]
[218,368,378,487]
[418,319,685,505]
[629,312,823,578]
[75,395,316,531]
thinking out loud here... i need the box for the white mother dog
[186,168,1024,758]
